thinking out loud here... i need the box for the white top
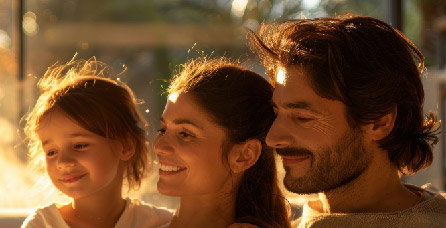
[21,198,173,228]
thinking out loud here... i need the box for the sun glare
[276,68,286,85]
[231,0,248,19]
[168,91,179,103]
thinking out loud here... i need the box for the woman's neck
[169,192,237,228]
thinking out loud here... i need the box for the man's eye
[293,115,314,123]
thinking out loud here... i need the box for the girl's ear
[228,139,262,174]
[119,136,136,161]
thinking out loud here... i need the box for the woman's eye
[179,132,194,138]
[157,128,166,135]
[74,144,89,150]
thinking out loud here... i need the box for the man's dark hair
[248,14,440,174]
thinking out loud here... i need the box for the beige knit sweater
[293,184,446,228]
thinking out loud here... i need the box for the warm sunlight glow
[168,92,179,103]
[23,11,39,36]
[302,0,321,10]
[276,68,286,85]
[231,0,248,19]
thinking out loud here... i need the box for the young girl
[21,58,172,228]
[153,57,291,228]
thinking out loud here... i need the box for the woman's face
[153,92,233,197]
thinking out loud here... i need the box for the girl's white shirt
[21,198,173,228]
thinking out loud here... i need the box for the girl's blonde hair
[24,57,150,190]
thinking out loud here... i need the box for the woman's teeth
[160,164,183,172]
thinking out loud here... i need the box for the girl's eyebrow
[41,133,94,146]
[67,133,95,138]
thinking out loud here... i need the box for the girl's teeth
[160,164,183,172]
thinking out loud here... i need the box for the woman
[152,57,291,228]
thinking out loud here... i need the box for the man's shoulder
[294,184,446,228]
[408,183,446,214]
[295,212,446,228]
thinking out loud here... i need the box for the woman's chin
[157,182,181,197]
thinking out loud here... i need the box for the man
[248,14,446,227]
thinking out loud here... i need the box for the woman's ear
[119,136,136,161]
[228,139,262,174]
[362,106,397,141]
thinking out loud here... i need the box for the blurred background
[0,0,446,226]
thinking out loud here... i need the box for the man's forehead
[272,65,324,109]
[275,65,310,86]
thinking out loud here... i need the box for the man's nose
[266,114,294,148]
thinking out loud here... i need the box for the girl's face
[153,93,233,197]
[37,109,124,199]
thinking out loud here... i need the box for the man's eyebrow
[281,101,322,114]
[160,117,202,129]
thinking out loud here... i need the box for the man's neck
[308,152,421,214]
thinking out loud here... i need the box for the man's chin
[283,172,318,194]
[284,181,313,194]
[283,171,332,194]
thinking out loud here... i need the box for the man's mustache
[275,148,313,158]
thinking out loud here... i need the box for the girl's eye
[46,150,56,157]
[74,144,89,150]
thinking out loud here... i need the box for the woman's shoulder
[114,198,173,228]
[21,203,68,228]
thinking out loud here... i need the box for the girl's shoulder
[21,203,69,228]
[114,198,173,228]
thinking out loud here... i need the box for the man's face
[266,66,372,194]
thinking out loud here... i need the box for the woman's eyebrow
[160,117,203,130]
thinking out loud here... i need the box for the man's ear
[228,139,262,174]
[363,106,397,141]
[119,136,136,161]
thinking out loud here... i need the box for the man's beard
[277,127,371,194]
